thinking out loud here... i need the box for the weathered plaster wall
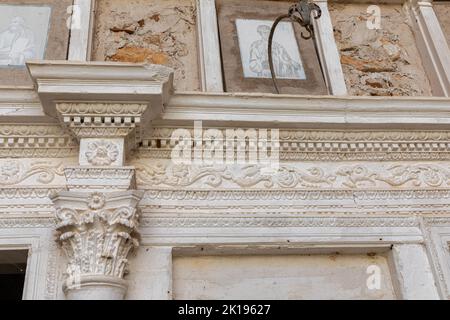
[435,3,450,48]
[329,3,432,96]
[172,254,396,300]
[92,0,200,91]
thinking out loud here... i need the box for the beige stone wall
[435,2,450,48]
[92,0,200,91]
[172,254,396,300]
[329,3,432,96]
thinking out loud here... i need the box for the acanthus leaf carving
[135,163,335,189]
[0,160,65,185]
[52,191,143,286]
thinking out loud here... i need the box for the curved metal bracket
[268,0,322,94]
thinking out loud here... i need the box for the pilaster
[26,60,174,299]
[408,0,450,96]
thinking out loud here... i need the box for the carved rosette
[85,140,120,166]
[52,190,143,300]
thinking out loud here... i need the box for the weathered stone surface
[329,3,432,96]
[435,3,450,48]
[173,254,396,300]
[92,0,200,91]
[110,47,168,65]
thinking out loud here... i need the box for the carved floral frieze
[0,160,65,186]
[134,161,450,190]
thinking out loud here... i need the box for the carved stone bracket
[26,61,174,150]
[52,190,144,300]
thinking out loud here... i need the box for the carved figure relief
[0,5,51,66]
[236,19,306,79]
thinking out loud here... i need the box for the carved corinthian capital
[51,190,144,300]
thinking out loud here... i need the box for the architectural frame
[423,217,450,299]
[406,0,450,97]
[195,0,347,94]
[1,0,450,299]
[67,0,97,61]
[130,218,440,300]
[0,220,58,300]
[63,0,347,94]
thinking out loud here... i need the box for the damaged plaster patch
[329,3,432,96]
[435,3,450,48]
[92,0,200,91]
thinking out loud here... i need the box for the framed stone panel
[216,0,328,94]
[0,0,72,86]
[236,19,306,80]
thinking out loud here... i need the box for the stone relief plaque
[236,19,306,80]
[0,5,51,66]
[0,0,72,86]
[217,0,327,95]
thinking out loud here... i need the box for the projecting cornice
[26,60,174,120]
[2,73,450,129]
[162,92,450,129]
[0,87,49,122]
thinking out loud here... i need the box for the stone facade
[1,0,450,300]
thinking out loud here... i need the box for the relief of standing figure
[0,16,36,66]
[249,24,304,79]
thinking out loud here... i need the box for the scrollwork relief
[0,160,65,186]
[135,162,450,190]
[337,164,450,188]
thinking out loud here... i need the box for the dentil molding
[0,124,77,158]
[140,127,450,161]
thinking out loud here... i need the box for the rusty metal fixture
[268,0,322,94]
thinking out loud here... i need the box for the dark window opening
[0,250,28,300]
